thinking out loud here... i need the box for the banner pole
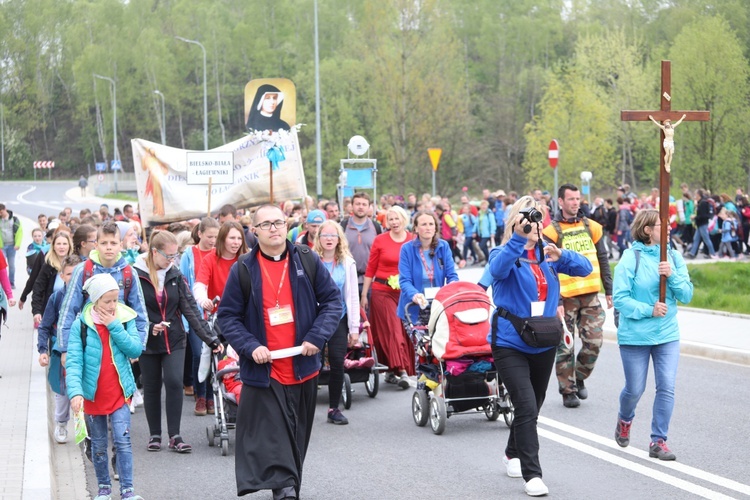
[207,177,212,218]
[269,160,274,205]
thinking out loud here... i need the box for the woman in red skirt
[361,206,413,388]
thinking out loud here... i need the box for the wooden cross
[620,60,710,301]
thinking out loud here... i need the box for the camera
[520,207,543,223]
[519,207,543,234]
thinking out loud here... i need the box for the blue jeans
[617,230,630,254]
[3,244,15,286]
[618,340,680,442]
[88,404,134,493]
[689,223,716,256]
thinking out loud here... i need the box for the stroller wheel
[206,425,215,446]
[412,391,429,427]
[429,396,447,435]
[221,439,229,456]
[503,393,515,427]
[484,401,500,421]
[365,369,379,398]
[342,374,352,410]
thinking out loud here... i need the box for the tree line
[1,0,749,198]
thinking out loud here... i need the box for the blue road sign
[95,162,107,172]
[111,160,122,171]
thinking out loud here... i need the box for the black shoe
[686,253,696,260]
[562,393,580,408]
[576,379,588,400]
[615,419,631,447]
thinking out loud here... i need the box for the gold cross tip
[663,92,671,102]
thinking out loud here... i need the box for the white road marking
[537,428,736,499]
[539,416,750,497]
[15,185,67,212]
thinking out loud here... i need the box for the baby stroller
[206,349,239,456]
[201,297,237,456]
[407,281,513,435]
[319,308,383,408]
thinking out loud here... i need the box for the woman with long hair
[72,224,98,259]
[179,217,220,415]
[194,221,249,312]
[488,196,592,496]
[313,220,361,425]
[31,232,74,325]
[361,206,413,388]
[134,230,222,453]
[397,210,458,325]
[613,209,692,461]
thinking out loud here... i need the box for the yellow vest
[542,219,603,298]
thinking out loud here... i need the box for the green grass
[607,262,750,315]
[102,193,138,201]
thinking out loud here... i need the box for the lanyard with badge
[523,248,548,317]
[418,248,440,300]
[258,256,294,326]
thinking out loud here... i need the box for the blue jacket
[37,287,65,354]
[216,242,342,388]
[477,210,497,239]
[487,234,593,354]
[398,239,458,321]
[613,242,693,346]
[65,303,143,402]
[461,213,477,237]
[57,250,148,353]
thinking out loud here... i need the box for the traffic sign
[428,148,442,171]
[95,162,107,172]
[33,161,55,169]
[548,140,559,169]
[111,160,122,171]
[98,174,104,182]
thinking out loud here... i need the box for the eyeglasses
[319,234,339,239]
[254,220,287,231]
[87,240,97,244]
[156,248,180,261]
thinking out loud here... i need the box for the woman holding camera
[488,196,592,497]
[612,209,692,461]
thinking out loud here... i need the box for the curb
[602,328,750,366]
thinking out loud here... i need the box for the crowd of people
[0,178,736,498]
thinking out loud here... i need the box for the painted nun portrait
[246,84,291,132]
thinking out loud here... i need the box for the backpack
[614,249,641,328]
[81,258,133,303]
[237,244,318,306]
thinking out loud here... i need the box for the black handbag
[493,307,563,348]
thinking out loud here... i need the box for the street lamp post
[175,36,208,150]
[314,0,322,199]
[153,90,166,145]
[94,73,118,194]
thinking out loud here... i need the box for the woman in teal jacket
[613,209,693,461]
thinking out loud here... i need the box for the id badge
[530,301,546,317]
[424,287,440,300]
[268,304,294,326]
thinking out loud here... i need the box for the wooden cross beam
[620,60,710,301]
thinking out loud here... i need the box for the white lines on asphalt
[15,185,65,212]
[539,416,750,498]
[16,185,36,201]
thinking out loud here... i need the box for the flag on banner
[131,130,307,226]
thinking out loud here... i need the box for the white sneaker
[503,455,522,478]
[53,422,68,444]
[524,477,549,497]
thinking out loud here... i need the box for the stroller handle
[404,299,431,327]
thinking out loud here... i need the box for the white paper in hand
[270,346,304,359]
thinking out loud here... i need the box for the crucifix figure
[648,113,686,173]
[621,60,710,301]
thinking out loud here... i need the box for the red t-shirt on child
[197,253,238,310]
[84,323,127,415]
